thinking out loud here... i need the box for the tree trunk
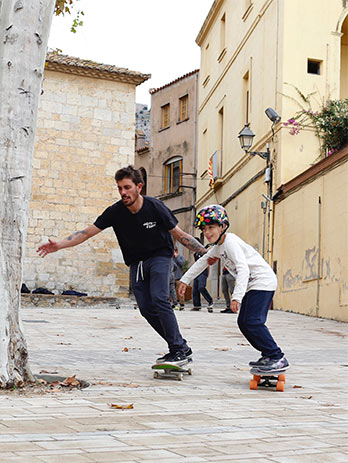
[0,0,55,387]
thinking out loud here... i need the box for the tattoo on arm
[66,230,87,241]
[178,234,207,255]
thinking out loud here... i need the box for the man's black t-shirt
[94,196,178,266]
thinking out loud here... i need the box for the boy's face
[201,223,221,243]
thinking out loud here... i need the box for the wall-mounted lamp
[238,123,270,161]
[265,107,281,123]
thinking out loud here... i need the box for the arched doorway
[139,167,147,195]
[340,15,348,99]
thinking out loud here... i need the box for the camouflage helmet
[194,204,229,229]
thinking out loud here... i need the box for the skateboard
[152,361,192,381]
[249,368,287,392]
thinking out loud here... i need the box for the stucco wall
[24,69,136,297]
[273,157,348,322]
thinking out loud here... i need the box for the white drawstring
[136,260,144,282]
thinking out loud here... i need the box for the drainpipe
[316,196,322,317]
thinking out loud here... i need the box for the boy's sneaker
[249,356,270,367]
[156,351,188,367]
[257,356,290,372]
[207,303,213,313]
[191,307,201,311]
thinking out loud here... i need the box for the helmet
[194,204,229,229]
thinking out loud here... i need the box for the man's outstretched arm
[169,225,206,255]
[37,224,102,257]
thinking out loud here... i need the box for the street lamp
[238,123,270,161]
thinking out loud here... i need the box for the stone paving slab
[0,302,347,462]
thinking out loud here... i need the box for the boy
[178,204,289,372]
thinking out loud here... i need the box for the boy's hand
[37,239,60,257]
[230,300,240,313]
[177,282,187,298]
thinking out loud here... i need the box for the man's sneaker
[156,352,172,364]
[207,303,213,313]
[157,351,188,367]
[257,356,290,372]
[220,308,233,313]
[184,347,193,361]
[249,356,270,367]
[191,307,201,311]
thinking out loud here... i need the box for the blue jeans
[130,256,187,353]
[193,272,213,307]
[237,290,283,360]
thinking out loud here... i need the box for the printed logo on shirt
[143,221,157,229]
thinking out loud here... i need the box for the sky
[48,0,214,107]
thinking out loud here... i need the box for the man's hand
[207,257,219,266]
[37,239,60,257]
[177,281,187,298]
[230,300,240,313]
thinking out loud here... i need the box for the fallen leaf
[117,383,140,388]
[108,403,134,410]
[123,347,129,352]
[123,336,133,339]
[215,347,230,351]
[37,378,47,385]
[61,375,80,387]
[40,370,58,374]
[301,396,313,399]
[293,385,303,388]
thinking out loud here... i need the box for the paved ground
[0,300,348,462]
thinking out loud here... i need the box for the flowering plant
[284,87,348,157]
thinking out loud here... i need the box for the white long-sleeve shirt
[180,233,277,303]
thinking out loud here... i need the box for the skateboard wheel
[188,369,192,375]
[253,374,261,384]
[177,373,183,381]
[153,371,159,379]
[278,374,286,383]
[250,379,258,390]
[276,380,285,392]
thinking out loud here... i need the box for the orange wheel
[253,375,261,383]
[278,374,286,383]
[276,381,285,392]
[250,379,258,390]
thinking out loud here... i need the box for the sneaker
[179,305,185,311]
[191,307,201,311]
[157,351,188,367]
[184,347,193,360]
[207,303,213,313]
[249,356,270,367]
[257,356,290,372]
[220,308,233,313]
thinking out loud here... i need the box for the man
[37,166,206,366]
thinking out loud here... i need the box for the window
[164,157,182,194]
[243,71,250,123]
[340,15,348,98]
[161,103,170,129]
[307,59,321,75]
[178,95,188,122]
[218,13,226,61]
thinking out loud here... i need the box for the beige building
[24,53,150,297]
[135,70,199,263]
[196,0,348,320]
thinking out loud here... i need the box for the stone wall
[23,69,136,297]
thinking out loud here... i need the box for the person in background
[220,266,235,313]
[169,256,180,310]
[191,237,214,313]
[173,246,185,310]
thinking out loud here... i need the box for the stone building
[23,53,150,297]
[134,70,199,263]
[195,0,348,321]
